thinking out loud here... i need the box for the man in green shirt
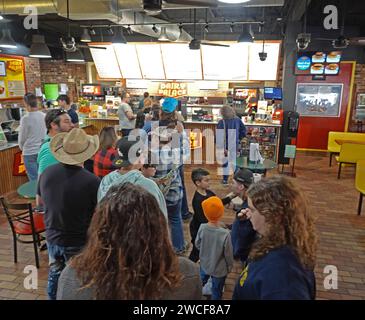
[37,109,74,175]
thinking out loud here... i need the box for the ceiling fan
[314,3,365,49]
[59,0,105,52]
[186,9,229,50]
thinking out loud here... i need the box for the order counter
[83,117,119,135]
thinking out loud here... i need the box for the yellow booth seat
[328,131,365,166]
[336,143,365,179]
[355,160,365,215]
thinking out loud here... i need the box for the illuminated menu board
[113,44,142,79]
[161,44,202,80]
[136,44,165,79]
[89,45,122,79]
[202,44,249,80]
[295,51,342,75]
[248,43,280,81]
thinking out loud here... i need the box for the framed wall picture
[295,83,343,117]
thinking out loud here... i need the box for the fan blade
[164,0,217,8]
[201,41,230,47]
[79,45,107,50]
[314,38,334,41]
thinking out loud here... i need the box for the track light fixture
[152,24,158,33]
[204,23,209,33]
[107,27,114,35]
[127,25,132,35]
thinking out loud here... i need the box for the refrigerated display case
[240,122,281,162]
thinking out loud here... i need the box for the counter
[0,142,19,152]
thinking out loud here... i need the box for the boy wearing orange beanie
[195,196,234,300]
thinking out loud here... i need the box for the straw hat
[50,128,99,165]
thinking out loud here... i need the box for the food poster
[0,56,26,100]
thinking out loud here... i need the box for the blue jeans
[167,199,185,252]
[200,268,226,300]
[179,166,190,218]
[23,154,38,181]
[47,243,83,300]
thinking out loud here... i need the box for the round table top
[236,157,277,171]
[17,180,37,199]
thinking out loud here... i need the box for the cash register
[1,120,18,142]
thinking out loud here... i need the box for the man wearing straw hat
[37,128,101,300]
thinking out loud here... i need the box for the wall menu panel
[114,44,142,79]
[89,45,122,79]
[248,43,280,81]
[161,43,202,80]
[201,44,249,80]
[136,44,165,79]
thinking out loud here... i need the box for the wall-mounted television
[264,87,283,100]
[295,51,342,76]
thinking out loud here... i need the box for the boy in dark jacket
[189,168,232,262]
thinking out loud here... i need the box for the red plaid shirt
[93,148,118,178]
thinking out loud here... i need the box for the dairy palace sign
[158,82,187,97]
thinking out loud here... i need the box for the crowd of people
[16,91,318,300]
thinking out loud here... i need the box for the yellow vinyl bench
[356,160,365,216]
[336,143,365,179]
[328,131,365,166]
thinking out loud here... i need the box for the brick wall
[24,57,41,93]
[39,61,87,103]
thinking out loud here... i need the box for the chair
[356,160,365,216]
[327,131,365,167]
[0,198,45,268]
[336,143,365,179]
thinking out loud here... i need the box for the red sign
[13,151,26,176]
[158,82,187,98]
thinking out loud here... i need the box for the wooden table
[17,180,37,199]
[335,139,365,145]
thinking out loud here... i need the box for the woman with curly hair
[232,175,317,300]
[56,182,202,300]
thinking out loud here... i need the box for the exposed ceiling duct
[1,0,284,42]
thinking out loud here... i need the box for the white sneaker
[202,277,212,296]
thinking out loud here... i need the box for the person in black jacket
[228,169,258,264]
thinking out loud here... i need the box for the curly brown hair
[70,182,182,299]
[247,176,317,270]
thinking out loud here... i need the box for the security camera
[296,33,311,50]
[259,51,267,61]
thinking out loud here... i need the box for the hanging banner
[0,55,26,100]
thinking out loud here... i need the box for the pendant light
[80,28,91,42]
[66,49,84,62]
[158,27,170,41]
[112,27,127,44]
[29,34,51,58]
[0,27,17,49]
[237,24,254,43]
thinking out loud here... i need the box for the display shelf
[240,123,281,162]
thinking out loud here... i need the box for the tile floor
[0,152,364,300]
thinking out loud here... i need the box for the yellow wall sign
[0,55,26,100]
[158,82,187,98]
